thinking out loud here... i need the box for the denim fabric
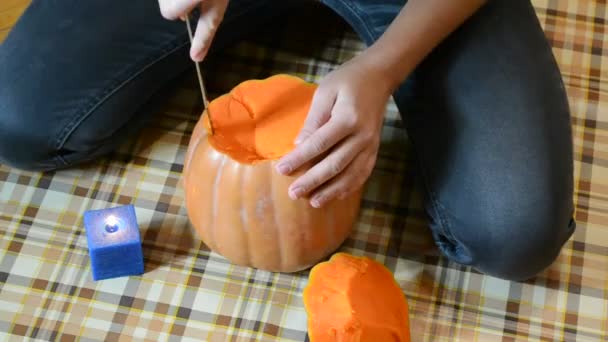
[0,0,291,170]
[0,0,575,280]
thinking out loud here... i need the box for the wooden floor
[0,0,30,43]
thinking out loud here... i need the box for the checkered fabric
[1,1,607,341]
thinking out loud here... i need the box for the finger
[276,117,350,175]
[191,0,228,61]
[287,137,363,200]
[158,0,201,20]
[308,153,369,208]
[294,86,337,145]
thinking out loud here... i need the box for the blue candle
[83,204,144,281]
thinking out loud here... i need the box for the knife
[185,15,214,135]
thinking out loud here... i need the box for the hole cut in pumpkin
[204,74,318,164]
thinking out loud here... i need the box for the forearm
[360,0,487,91]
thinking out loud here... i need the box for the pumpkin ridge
[268,162,283,271]
[197,140,216,251]
[211,155,227,253]
[326,201,335,257]
[239,163,252,267]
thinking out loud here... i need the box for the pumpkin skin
[183,75,363,272]
[303,253,411,342]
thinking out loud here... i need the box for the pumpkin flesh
[206,74,317,163]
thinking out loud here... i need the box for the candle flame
[105,215,119,227]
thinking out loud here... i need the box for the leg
[320,0,575,280]
[0,0,296,171]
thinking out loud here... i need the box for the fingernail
[289,187,303,200]
[311,197,322,208]
[192,48,206,62]
[276,163,290,175]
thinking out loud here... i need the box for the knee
[434,194,576,281]
[0,89,59,171]
[479,214,575,281]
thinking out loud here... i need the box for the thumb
[295,86,336,145]
[191,0,228,61]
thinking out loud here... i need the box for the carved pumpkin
[303,253,411,341]
[183,74,363,272]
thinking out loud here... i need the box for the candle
[83,204,144,281]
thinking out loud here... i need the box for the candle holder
[83,204,144,281]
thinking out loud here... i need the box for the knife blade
[185,15,214,135]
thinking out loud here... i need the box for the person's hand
[275,56,393,208]
[158,0,228,61]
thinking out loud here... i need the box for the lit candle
[104,215,120,233]
[83,204,144,281]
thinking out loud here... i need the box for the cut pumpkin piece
[303,253,410,341]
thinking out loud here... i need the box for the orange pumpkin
[183,74,363,272]
[303,253,411,341]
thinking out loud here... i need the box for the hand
[158,0,228,61]
[275,56,393,208]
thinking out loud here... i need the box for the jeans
[0,0,575,281]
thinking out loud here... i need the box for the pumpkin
[182,74,363,272]
[303,253,411,342]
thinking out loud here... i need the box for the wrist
[355,46,414,94]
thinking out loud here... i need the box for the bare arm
[362,0,487,90]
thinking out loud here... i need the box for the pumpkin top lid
[303,252,411,342]
[204,74,317,164]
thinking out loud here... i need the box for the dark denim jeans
[0,0,575,281]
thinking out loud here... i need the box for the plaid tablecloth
[1,1,607,341]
